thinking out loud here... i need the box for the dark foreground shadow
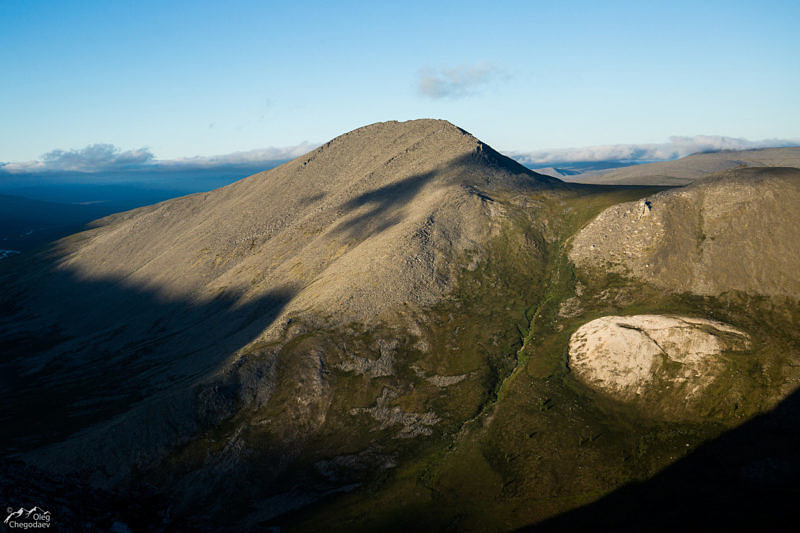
[0,252,294,453]
[0,247,295,531]
[523,386,800,532]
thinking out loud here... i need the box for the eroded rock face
[568,315,750,408]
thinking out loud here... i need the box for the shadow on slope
[334,148,560,241]
[0,256,294,454]
[524,384,800,532]
[335,171,437,240]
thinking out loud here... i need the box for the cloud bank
[2,144,155,173]
[511,135,800,165]
[418,62,501,99]
[0,143,317,175]
[164,143,316,170]
[3,135,797,178]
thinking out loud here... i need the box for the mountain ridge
[562,146,800,185]
[570,166,800,299]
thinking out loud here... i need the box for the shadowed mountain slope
[525,385,800,532]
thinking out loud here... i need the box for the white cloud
[0,143,317,174]
[418,62,502,99]
[163,143,317,169]
[2,144,154,173]
[511,135,800,165]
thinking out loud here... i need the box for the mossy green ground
[234,185,799,531]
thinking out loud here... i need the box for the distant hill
[562,146,800,185]
[528,160,642,179]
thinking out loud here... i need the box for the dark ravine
[1,120,799,531]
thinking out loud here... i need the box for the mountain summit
[38,118,559,325]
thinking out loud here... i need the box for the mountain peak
[288,118,557,192]
[344,118,474,138]
[3,119,561,499]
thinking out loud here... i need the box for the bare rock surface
[350,388,440,439]
[411,364,469,387]
[570,167,800,299]
[569,315,750,402]
[336,339,397,377]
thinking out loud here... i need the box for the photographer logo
[4,507,51,529]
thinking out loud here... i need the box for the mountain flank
[1,119,566,527]
[42,119,559,327]
[2,120,799,531]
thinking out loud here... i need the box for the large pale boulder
[568,315,750,407]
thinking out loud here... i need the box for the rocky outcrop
[350,388,440,439]
[570,167,800,299]
[568,315,750,416]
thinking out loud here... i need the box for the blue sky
[1,0,799,165]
